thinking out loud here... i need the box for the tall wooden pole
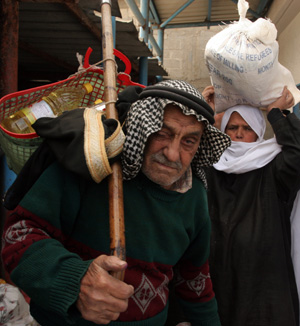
[100,0,126,281]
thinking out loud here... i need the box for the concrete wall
[163,26,220,92]
[277,11,300,85]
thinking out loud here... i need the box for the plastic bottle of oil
[0,83,93,134]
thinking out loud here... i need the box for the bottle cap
[94,99,106,111]
[83,83,93,94]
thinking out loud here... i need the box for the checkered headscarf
[121,80,231,187]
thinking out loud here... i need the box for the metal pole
[160,0,195,29]
[139,57,148,86]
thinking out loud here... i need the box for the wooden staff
[101,0,126,281]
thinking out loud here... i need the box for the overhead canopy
[16,0,274,89]
[151,0,273,28]
[17,0,168,89]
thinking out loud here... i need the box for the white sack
[205,0,300,113]
[0,282,39,326]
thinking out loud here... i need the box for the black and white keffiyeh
[121,80,231,187]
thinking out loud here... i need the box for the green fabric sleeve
[11,238,92,322]
[9,162,91,322]
[178,297,221,326]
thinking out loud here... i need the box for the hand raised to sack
[267,86,295,113]
[202,85,215,111]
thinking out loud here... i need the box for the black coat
[206,110,300,326]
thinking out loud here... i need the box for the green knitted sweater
[2,162,220,326]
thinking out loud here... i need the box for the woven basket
[0,49,144,174]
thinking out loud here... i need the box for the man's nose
[163,140,181,162]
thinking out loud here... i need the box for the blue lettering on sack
[258,59,275,74]
[222,58,244,73]
[207,63,232,85]
[215,94,230,100]
[211,50,223,62]
[224,46,244,60]
[245,48,272,61]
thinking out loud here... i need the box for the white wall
[267,0,300,35]
[266,0,300,85]
[277,11,300,85]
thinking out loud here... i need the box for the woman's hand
[202,85,215,111]
[267,86,295,113]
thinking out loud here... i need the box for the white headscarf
[213,105,282,174]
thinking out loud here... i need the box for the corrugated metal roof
[151,0,272,27]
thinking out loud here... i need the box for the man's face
[225,112,258,142]
[142,104,205,190]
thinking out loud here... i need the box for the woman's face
[225,112,258,142]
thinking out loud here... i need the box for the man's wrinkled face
[142,105,204,190]
[225,112,258,142]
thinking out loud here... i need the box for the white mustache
[151,153,182,170]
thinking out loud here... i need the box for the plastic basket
[0,48,144,174]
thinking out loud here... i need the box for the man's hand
[76,255,134,324]
[267,86,295,113]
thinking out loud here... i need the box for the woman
[204,87,300,326]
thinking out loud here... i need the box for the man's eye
[155,131,169,139]
[185,139,196,145]
[183,138,199,148]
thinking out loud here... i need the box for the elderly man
[1,80,230,326]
